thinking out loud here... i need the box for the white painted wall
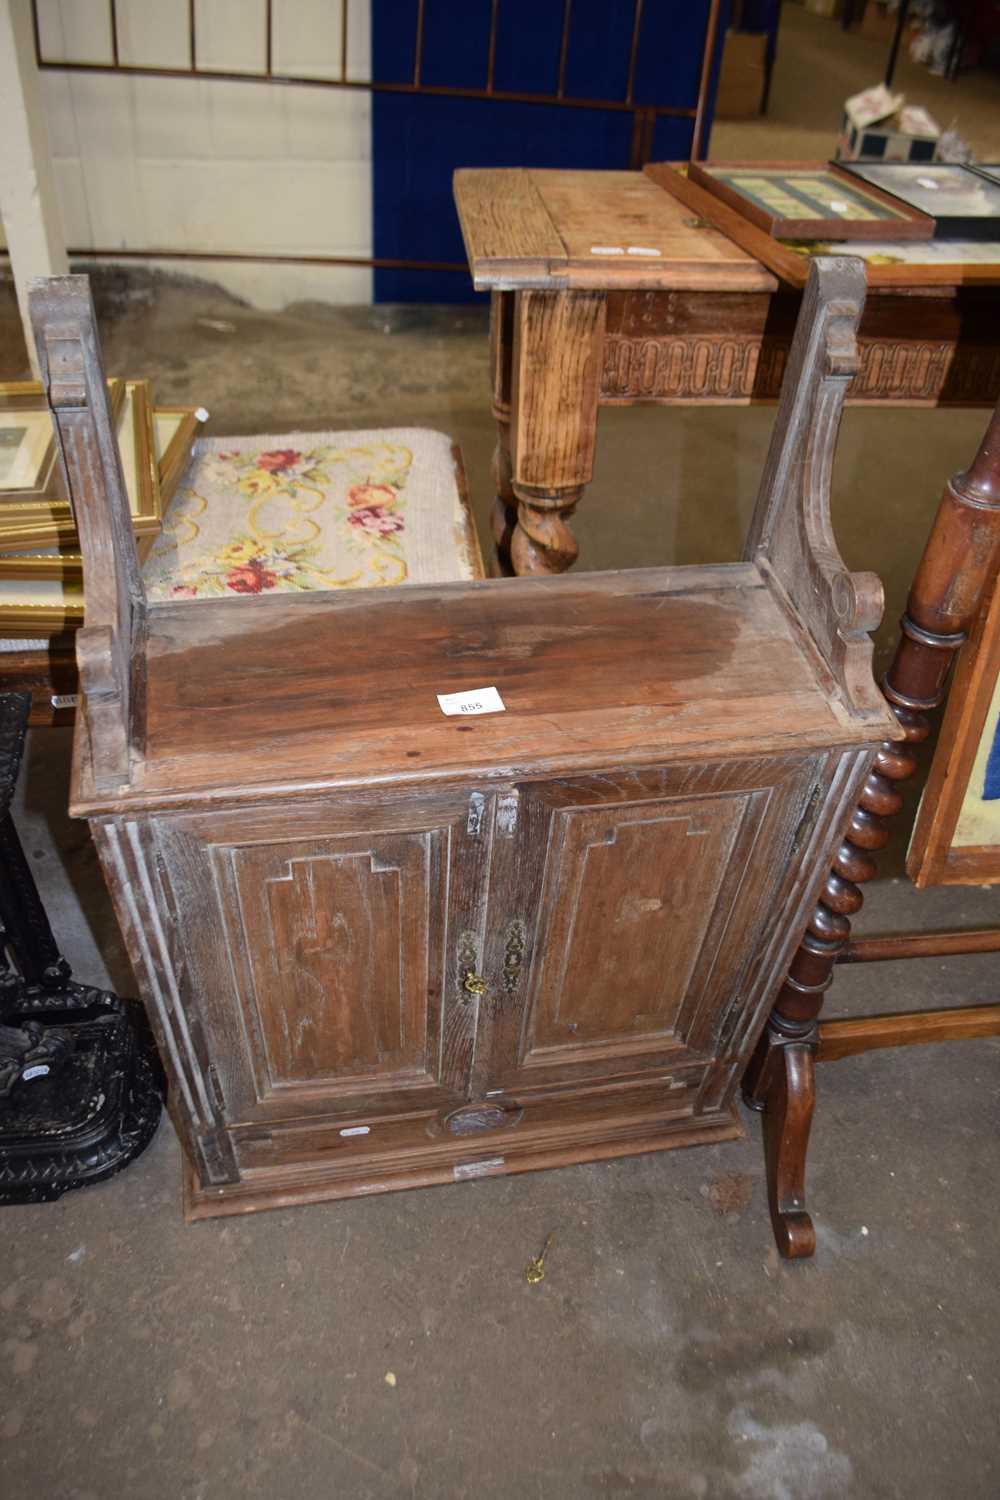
[7,0,373,308]
[0,0,69,372]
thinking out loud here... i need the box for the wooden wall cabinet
[31,262,899,1224]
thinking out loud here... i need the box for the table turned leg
[745,395,1000,1260]
[508,289,606,577]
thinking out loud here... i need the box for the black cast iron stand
[0,693,161,1203]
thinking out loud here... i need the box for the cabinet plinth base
[183,1107,744,1223]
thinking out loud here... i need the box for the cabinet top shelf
[71,562,897,817]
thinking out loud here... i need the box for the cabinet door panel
[149,789,492,1125]
[527,797,746,1055]
[228,833,436,1088]
[475,759,821,1099]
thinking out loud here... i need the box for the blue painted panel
[372,1,726,302]
[492,0,567,94]
[983,711,1000,800]
[421,0,492,87]
[376,0,419,83]
[373,92,633,302]
[649,113,697,163]
[562,4,635,103]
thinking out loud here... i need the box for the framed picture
[685,160,935,241]
[0,384,58,501]
[908,571,1000,886]
[154,406,205,508]
[0,379,159,552]
[838,162,1000,240]
[645,162,1000,291]
[0,575,85,636]
[0,404,204,583]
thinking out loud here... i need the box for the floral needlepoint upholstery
[142,428,483,601]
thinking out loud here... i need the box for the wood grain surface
[455,168,776,292]
[67,564,890,817]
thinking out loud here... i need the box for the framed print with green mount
[838,162,1000,240]
[685,160,935,241]
[645,161,1000,291]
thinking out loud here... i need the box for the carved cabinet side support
[745,389,1000,1260]
[509,289,606,576]
[745,257,886,720]
[27,275,146,790]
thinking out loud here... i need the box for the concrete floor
[3,12,1000,1499]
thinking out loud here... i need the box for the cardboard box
[715,30,767,119]
[837,82,940,162]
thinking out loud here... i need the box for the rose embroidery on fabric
[145,439,419,598]
[347,482,397,510]
[226,561,279,594]
[255,448,302,473]
[347,505,405,537]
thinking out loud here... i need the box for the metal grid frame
[22,0,722,278]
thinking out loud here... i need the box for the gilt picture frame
[0,383,59,501]
[0,379,158,552]
[0,404,204,585]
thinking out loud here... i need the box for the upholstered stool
[143,427,484,600]
[0,426,483,714]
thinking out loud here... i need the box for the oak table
[454,166,1000,577]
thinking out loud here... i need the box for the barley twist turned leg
[510,484,582,576]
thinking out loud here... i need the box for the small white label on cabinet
[437,686,506,717]
[454,1157,505,1180]
[339,1125,370,1137]
[50,694,79,708]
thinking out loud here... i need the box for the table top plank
[533,170,777,291]
[453,168,567,287]
[454,168,777,293]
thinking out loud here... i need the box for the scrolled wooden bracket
[28,275,145,791]
[746,257,886,720]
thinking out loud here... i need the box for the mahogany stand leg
[745,1038,817,1258]
[746,396,1000,1260]
[507,289,606,577]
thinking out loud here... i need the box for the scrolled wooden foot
[511,484,581,576]
[744,1035,817,1260]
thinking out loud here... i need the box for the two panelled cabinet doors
[113,753,832,1215]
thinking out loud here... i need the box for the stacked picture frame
[0,381,203,636]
